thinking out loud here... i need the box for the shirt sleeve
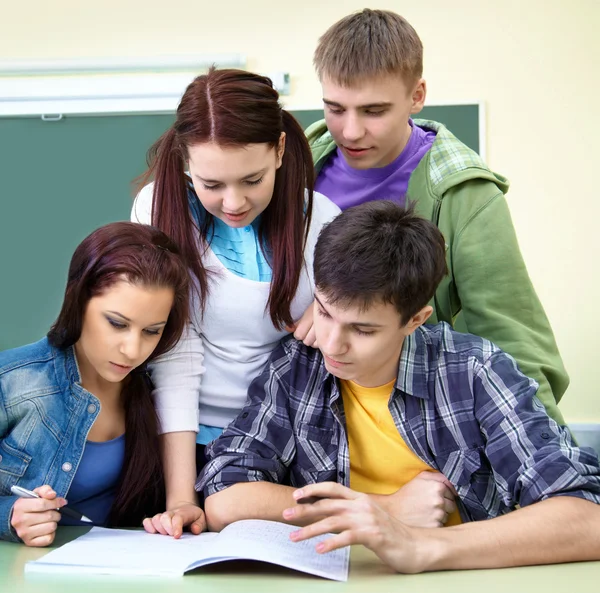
[130,182,154,224]
[448,185,569,425]
[196,345,296,498]
[473,349,600,507]
[0,496,19,543]
[149,322,205,434]
[130,181,205,433]
[0,384,20,542]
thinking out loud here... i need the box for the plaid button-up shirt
[197,323,600,521]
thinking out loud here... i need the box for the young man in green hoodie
[303,8,568,424]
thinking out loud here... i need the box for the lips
[324,354,351,369]
[342,146,371,157]
[110,362,133,373]
[223,210,250,222]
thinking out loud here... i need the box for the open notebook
[25,519,350,581]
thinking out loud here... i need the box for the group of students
[1,9,599,573]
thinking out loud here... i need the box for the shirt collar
[317,326,431,401]
[395,327,431,399]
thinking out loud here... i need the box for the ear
[403,305,433,334]
[410,79,427,116]
[276,132,286,169]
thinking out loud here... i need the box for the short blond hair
[314,9,423,86]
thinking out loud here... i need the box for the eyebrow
[323,99,392,110]
[314,296,384,329]
[195,168,266,184]
[106,311,167,327]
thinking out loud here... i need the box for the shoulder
[418,322,500,364]
[0,338,55,374]
[304,191,340,252]
[131,181,155,224]
[271,335,327,384]
[310,190,341,225]
[0,338,62,401]
[412,119,509,194]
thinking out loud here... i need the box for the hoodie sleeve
[442,182,569,426]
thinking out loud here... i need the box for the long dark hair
[48,222,190,526]
[137,67,314,329]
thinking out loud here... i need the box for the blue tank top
[61,434,126,526]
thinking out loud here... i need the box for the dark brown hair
[314,9,423,87]
[314,201,447,326]
[138,67,314,330]
[48,221,190,526]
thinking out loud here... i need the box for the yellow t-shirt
[340,378,461,526]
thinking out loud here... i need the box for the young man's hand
[283,482,427,573]
[285,301,317,347]
[373,471,457,527]
[10,485,65,547]
[143,502,206,538]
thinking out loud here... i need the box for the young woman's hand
[143,503,206,538]
[10,485,65,547]
[286,301,318,347]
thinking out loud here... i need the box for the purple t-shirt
[315,120,436,210]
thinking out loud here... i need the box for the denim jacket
[0,337,100,542]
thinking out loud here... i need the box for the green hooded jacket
[307,118,569,425]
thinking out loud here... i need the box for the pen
[10,485,93,524]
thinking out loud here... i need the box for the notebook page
[25,521,349,581]
[198,519,349,581]
[25,527,220,577]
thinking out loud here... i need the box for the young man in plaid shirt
[198,202,600,573]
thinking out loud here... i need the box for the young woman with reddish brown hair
[132,68,339,537]
[0,222,191,546]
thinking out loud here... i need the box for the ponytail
[137,128,209,312]
[260,110,314,330]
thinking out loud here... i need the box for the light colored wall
[1,0,598,422]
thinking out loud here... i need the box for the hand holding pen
[10,485,91,547]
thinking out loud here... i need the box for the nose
[222,186,247,213]
[342,113,365,143]
[119,332,142,363]
[323,326,348,357]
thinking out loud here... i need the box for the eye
[365,110,385,117]
[245,177,263,186]
[202,184,220,191]
[355,327,375,336]
[107,317,126,330]
[143,328,162,336]
[316,306,331,319]
[326,106,344,115]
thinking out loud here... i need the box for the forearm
[205,482,303,531]
[161,431,199,508]
[420,497,600,571]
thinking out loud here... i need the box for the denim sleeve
[196,348,296,498]
[474,350,600,507]
[0,382,20,542]
[0,496,19,542]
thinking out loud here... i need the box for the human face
[321,74,426,170]
[313,291,430,388]
[75,280,174,389]
[187,135,285,228]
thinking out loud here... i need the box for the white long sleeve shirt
[132,184,340,433]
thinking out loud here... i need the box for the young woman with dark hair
[132,67,340,537]
[0,222,192,546]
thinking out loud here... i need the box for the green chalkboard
[0,104,480,350]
